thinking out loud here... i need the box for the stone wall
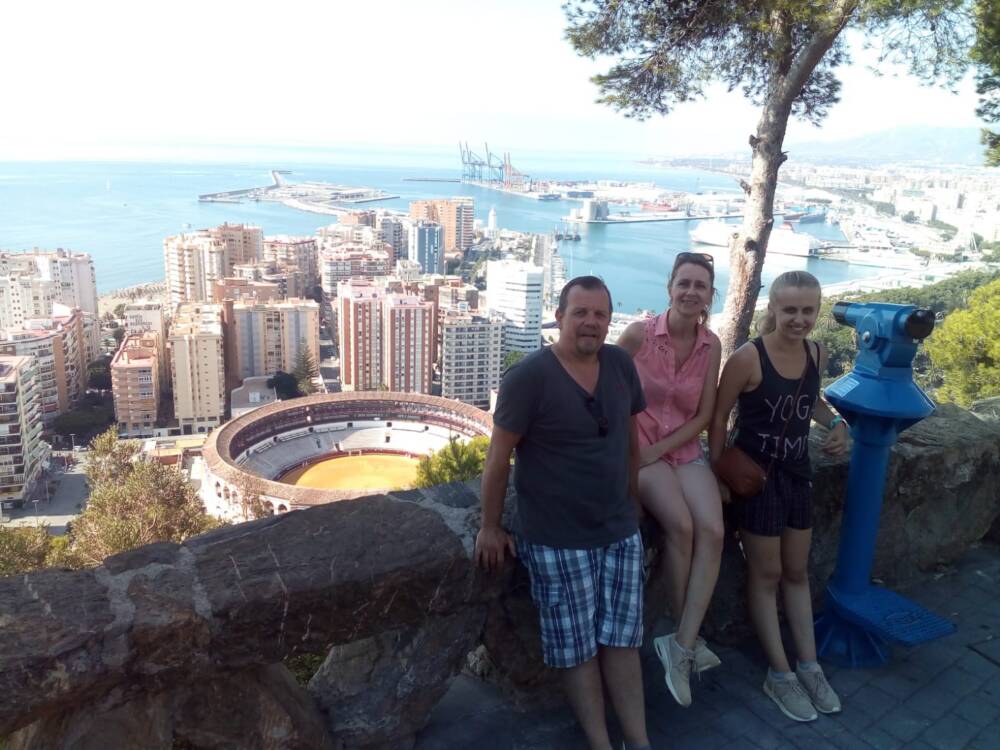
[1,405,998,748]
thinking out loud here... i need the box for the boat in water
[641,200,679,212]
[690,221,820,257]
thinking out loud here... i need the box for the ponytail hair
[758,270,822,335]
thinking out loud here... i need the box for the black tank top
[733,338,820,479]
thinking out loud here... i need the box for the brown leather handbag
[714,348,810,496]
[714,443,768,497]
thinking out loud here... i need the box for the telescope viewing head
[830,301,935,374]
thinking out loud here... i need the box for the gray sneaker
[763,672,818,722]
[694,637,721,673]
[654,633,694,707]
[796,665,842,714]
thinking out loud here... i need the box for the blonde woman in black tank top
[709,271,849,723]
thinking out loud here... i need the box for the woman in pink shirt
[618,252,723,709]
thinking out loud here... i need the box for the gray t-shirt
[493,344,646,549]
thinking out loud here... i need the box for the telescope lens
[832,301,850,325]
[905,309,935,340]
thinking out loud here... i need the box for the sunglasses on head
[584,396,609,438]
[676,251,715,265]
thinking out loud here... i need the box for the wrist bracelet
[829,415,845,430]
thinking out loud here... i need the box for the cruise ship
[690,221,820,257]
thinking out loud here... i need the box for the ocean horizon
[0,154,882,312]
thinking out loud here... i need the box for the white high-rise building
[487,207,498,239]
[440,308,503,408]
[0,275,56,330]
[486,260,544,354]
[29,249,98,314]
[0,248,97,324]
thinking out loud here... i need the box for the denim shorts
[516,532,644,668]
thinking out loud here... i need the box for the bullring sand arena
[200,392,493,519]
[279,454,420,491]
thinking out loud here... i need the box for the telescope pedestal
[818,373,953,668]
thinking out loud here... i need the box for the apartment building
[485,259,544,354]
[0,249,97,314]
[0,356,47,509]
[409,198,474,253]
[124,301,169,393]
[231,261,307,300]
[375,215,409,262]
[263,235,318,288]
[382,294,434,394]
[111,333,161,437]
[169,304,226,434]
[231,299,320,381]
[407,221,444,275]
[212,277,281,304]
[440,309,503,408]
[164,224,262,307]
[320,246,391,297]
[0,274,56,330]
[336,279,384,392]
[0,307,88,425]
[29,249,98,314]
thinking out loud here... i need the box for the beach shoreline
[97,281,165,317]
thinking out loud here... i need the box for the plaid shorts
[736,465,813,536]
[516,532,644,668]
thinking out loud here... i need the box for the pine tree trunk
[717,101,793,360]
[717,5,854,360]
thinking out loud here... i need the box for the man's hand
[475,525,516,572]
[822,422,849,456]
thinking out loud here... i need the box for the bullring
[200,391,493,520]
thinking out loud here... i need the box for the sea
[0,154,880,313]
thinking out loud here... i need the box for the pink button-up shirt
[633,311,715,465]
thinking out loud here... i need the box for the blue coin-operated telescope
[815,302,955,668]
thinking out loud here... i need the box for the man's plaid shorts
[516,532,644,669]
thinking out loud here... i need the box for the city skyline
[0,0,988,162]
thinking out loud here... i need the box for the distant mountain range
[782,126,988,166]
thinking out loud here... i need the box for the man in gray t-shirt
[475,277,651,750]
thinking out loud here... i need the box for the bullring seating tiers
[240,421,462,480]
[200,392,493,515]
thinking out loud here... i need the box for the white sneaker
[763,672,818,722]
[694,636,721,673]
[653,633,694,707]
[796,664,842,714]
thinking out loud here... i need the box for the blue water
[0,157,878,312]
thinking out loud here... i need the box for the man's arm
[629,415,641,517]
[475,424,521,572]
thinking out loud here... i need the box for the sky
[0,0,987,162]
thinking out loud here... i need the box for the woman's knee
[695,516,725,552]
[749,559,782,590]
[664,508,694,546]
[781,564,809,586]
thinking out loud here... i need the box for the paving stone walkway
[417,542,1000,749]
